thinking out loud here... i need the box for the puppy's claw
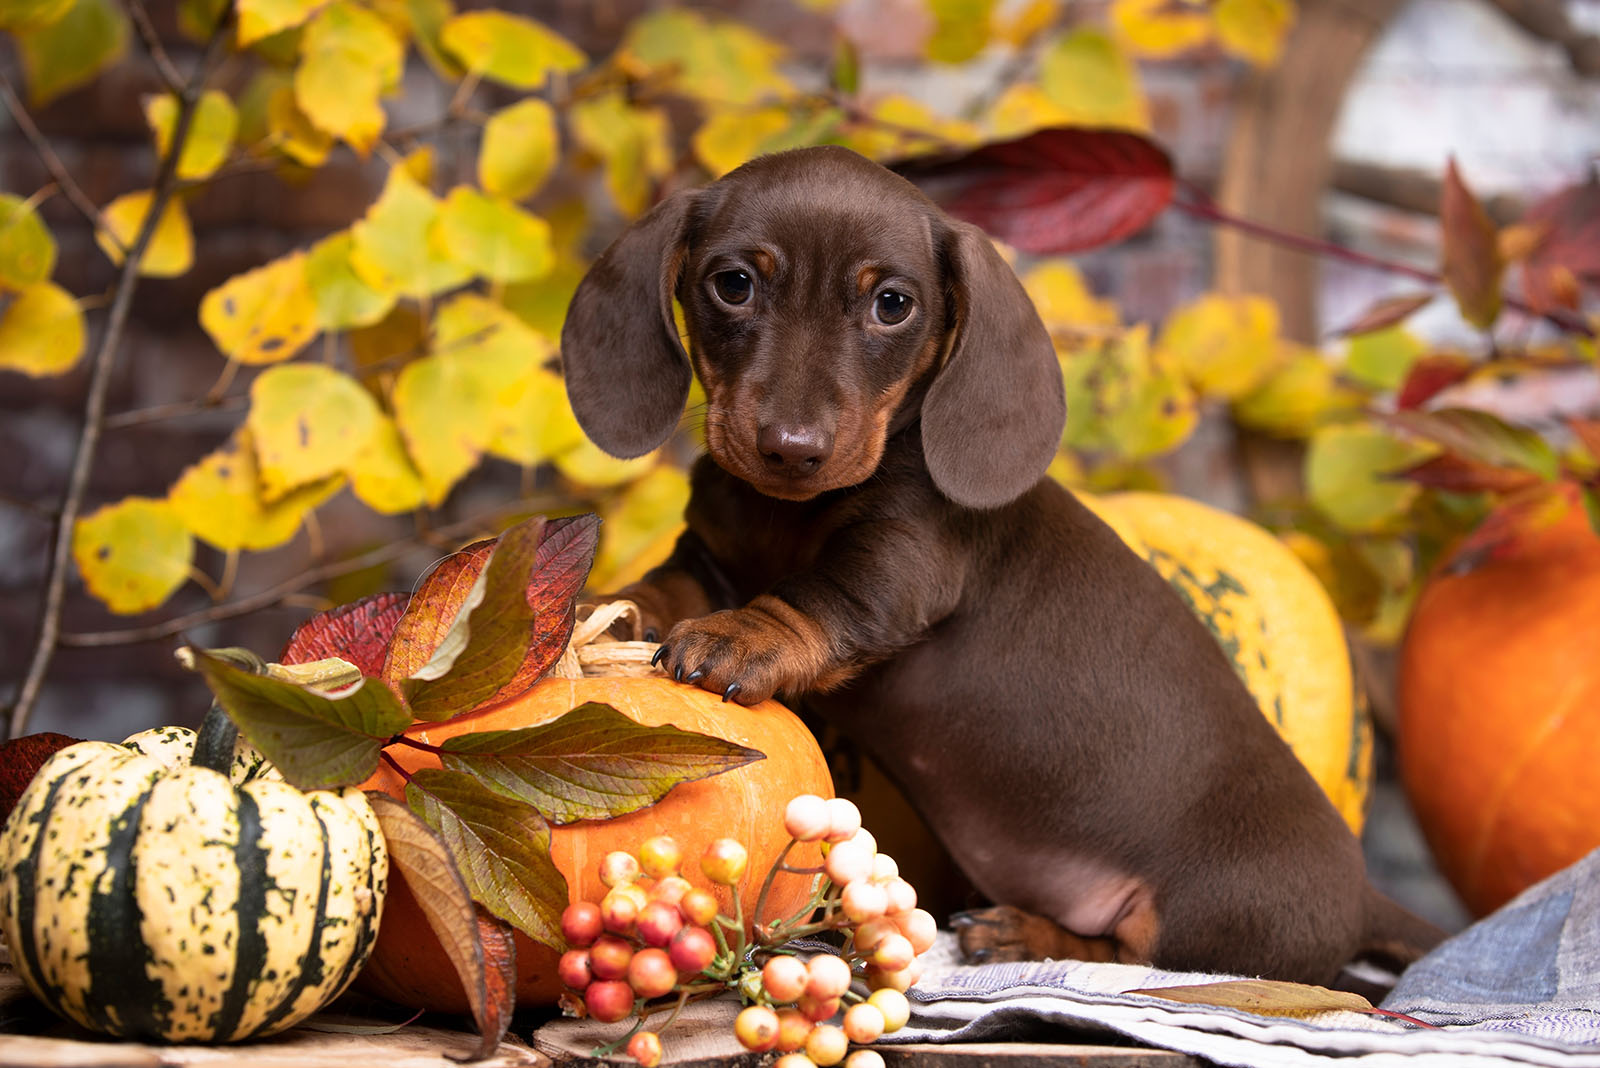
[723,682,741,703]
[949,913,975,930]
[651,646,668,667]
[685,669,705,683]
[967,947,992,964]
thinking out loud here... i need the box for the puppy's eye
[874,289,912,325]
[712,270,753,305]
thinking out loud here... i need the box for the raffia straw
[550,600,668,680]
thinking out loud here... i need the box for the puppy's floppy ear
[560,191,698,458]
[923,221,1066,509]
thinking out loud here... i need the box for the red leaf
[1444,481,1578,574]
[0,732,80,826]
[891,127,1175,254]
[280,592,411,675]
[1439,158,1505,330]
[1569,417,1600,463]
[468,908,517,1061]
[1396,354,1475,410]
[1521,173,1600,313]
[1332,291,1435,338]
[1392,454,1543,495]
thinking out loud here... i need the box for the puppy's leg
[952,899,1160,967]
[602,530,729,641]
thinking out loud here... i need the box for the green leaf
[304,231,397,330]
[14,0,129,108]
[0,281,84,377]
[294,1,403,154]
[400,516,548,721]
[1343,326,1425,391]
[0,0,73,32]
[406,769,568,949]
[0,193,57,289]
[199,250,320,365]
[1384,407,1560,480]
[236,0,320,46]
[247,363,382,500]
[1037,27,1148,131]
[478,99,558,202]
[350,168,473,299]
[189,646,410,790]
[619,9,790,105]
[439,10,585,90]
[96,191,193,278]
[432,187,554,284]
[439,702,764,825]
[72,497,193,614]
[145,90,238,181]
[1306,422,1435,533]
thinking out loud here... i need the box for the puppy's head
[561,146,1064,509]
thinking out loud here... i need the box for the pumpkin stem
[193,701,240,775]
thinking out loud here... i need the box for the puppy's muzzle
[757,422,834,479]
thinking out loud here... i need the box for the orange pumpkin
[355,675,834,1011]
[1397,503,1600,917]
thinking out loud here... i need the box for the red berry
[843,1002,885,1044]
[775,1007,814,1051]
[668,924,717,974]
[649,874,692,906]
[761,954,809,1003]
[589,934,634,981]
[561,900,603,947]
[823,798,861,842]
[845,1051,886,1068]
[806,1023,849,1065]
[882,877,917,915]
[601,887,641,935]
[557,948,593,991]
[798,992,840,1022]
[805,954,852,1000]
[784,794,831,841]
[700,837,749,885]
[852,917,895,953]
[679,887,720,927]
[774,1055,816,1068]
[894,908,937,954]
[626,1030,663,1067]
[584,978,635,1023]
[823,839,873,885]
[841,879,889,922]
[638,835,683,878]
[599,850,641,887]
[867,988,910,1033]
[627,947,678,1000]
[636,899,684,948]
[871,932,914,972]
[734,1005,781,1052]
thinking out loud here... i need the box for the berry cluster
[555,795,936,1067]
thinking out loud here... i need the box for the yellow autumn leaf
[0,281,85,377]
[553,440,660,488]
[95,191,193,278]
[198,250,319,365]
[588,464,691,591]
[73,497,194,614]
[1155,293,1280,399]
[998,0,1058,46]
[346,413,428,514]
[347,303,428,385]
[0,193,58,290]
[692,105,796,178]
[349,167,473,298]
[1215,0,1294,66]
[145,89,237,180]
[1233,344,1357,438]
[14,0,128,108]
[235,0,320,46]
[167,428,343,551]
[1022,260,1120,336]
[619,8,791,105]
[479,98,558,201]
[294,1,404,154]
[1062,324,1197,460]
[501,255,585,340]
[431,187,554,283]
[403,0,463,80]
[569,92,673,218]
[304,231,396,330]
[0,0,73,32]
[246,362,381,500]
[1037,27,1149,131]
[925,0,994,64]
[485,366,585,468]
[1111,0,1213,58]
[266,84,333,167]
[440,10,586,89]
[840,94,980,160]
[985,83,1083,141]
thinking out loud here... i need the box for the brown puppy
[560,146,1443,983]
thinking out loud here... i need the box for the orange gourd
[1397,503,1600,917]
[355,675,833,1012]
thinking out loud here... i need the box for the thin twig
[6,2,241,741]
[56,503,554,649]
[0,70,111,236]
[102,391,249,430]
[1173,184,1594,338]
[126,0,187,94]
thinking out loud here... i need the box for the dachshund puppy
[560,146,1443,983]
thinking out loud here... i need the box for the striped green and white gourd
[0,720,387,1042]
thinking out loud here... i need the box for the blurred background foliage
[0,0,1596,744]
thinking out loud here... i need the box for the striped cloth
[889,847,1600,1067]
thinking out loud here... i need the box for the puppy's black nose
[757,424,833,475]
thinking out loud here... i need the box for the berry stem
[379,748,413,783]
[752,838,799,927]
[388,734,448,755]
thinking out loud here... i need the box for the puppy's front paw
[953,906,1120,965]
[655,610,796,705]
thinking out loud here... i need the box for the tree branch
[56,503,556,649]
[126,0,187,94]
[6,2,240,741]
[0,70,111,235]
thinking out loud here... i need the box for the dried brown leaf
[1126,979,1374,1018]
[1439,158,1505,330]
